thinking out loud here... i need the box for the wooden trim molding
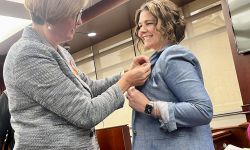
[213,110,250,118]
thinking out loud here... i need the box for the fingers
[125,93,130,99]
[139,63,151,80]
[127,87,135,96]
[143,56,150,63]
[124,62,151,87]
[142,62,151,67]
[130,63,151,86]
[136,55,150,64]
[142,63,151,72]
[132,55,150,68]
[143,65,151,74]
[144,67,151,78]
[133,62,151,75]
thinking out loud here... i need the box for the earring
[47,23,53,30]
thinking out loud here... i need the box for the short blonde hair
[24,0,87,25]
[135,0,186,51]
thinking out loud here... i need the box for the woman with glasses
[126,0,214,149]
[3,0,151,149]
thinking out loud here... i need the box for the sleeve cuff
[156,101,177,132]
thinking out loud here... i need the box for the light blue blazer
[132,45,214,150]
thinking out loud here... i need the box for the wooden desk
[96,125,131,150]
[212,122,250,150]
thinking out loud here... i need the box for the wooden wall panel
[96,125,131,150]
[221,0,250,121]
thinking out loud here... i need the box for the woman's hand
[126,62,151,86]
[126,87,149,113]
[118,62,151,92]
[131,55,150,69]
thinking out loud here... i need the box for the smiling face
[137,10,168,51]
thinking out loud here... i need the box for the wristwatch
[144,103,153,115]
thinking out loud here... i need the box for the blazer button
[89,131,93,137]
[133,130,137,136]
[89,128,95,137]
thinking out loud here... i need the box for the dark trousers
[0,92,14,150]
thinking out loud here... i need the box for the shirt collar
[150,43,173,68]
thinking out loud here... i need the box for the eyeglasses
[75,9,84,24]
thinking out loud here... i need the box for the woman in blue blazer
[3,0,151,149]
[126,0,214,149]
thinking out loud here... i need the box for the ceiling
[0,0,194,55]
[69,0,195,53]
[0,0,195,84]
[69,0,146,53]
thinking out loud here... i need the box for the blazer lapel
[23,26,93,97]
[53,50,93,97]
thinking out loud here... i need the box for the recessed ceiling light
[87,32,96,37]
[6,0,24,4]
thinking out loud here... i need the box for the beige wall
[72,0,246,129]
[182,0,245,128]
[72,30,135,129]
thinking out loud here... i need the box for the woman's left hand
[126,87,149,113]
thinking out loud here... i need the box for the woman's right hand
[130,55,150,70]
[118,63,151,92]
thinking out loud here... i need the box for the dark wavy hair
[134,0,186,51]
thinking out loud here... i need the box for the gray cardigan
[3,26,125,150]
